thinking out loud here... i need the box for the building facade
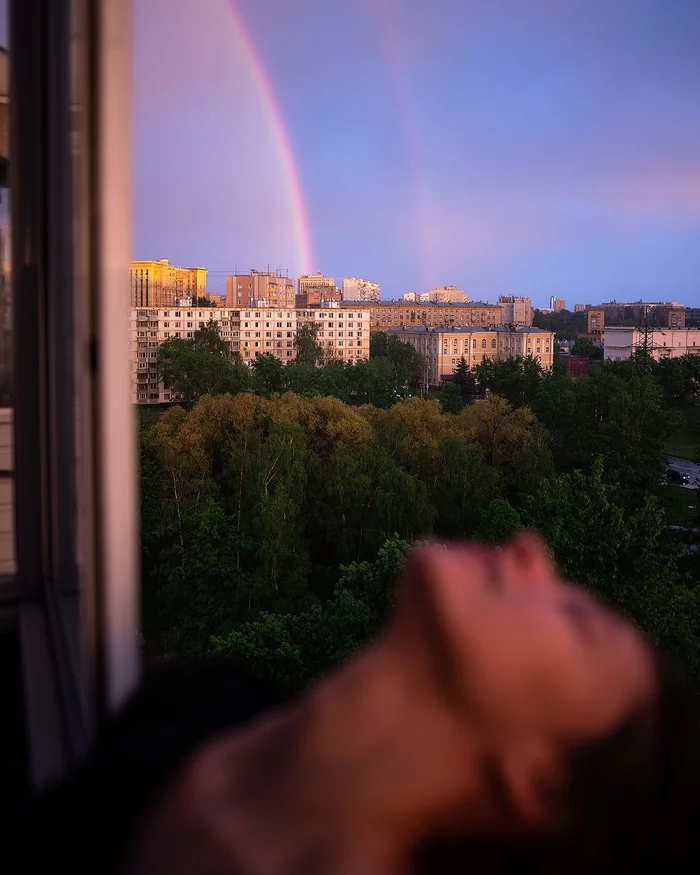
[129,258,207,308]
[225,270,295,309]
[342,277,380,302]
[298,273,337,294]
[129,306,370,404]
[588,309,604,337]
[498,296,533,326]
[390,326,554,386]
[295,286,343,308]
[604,327,700,362]
[401,287,469,304]
[297,308,370,364]
[345,300,503,329]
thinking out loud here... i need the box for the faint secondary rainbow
[226,1,315,274]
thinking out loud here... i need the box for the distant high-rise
[297,273,341,308]
[130,258,207,308]
[342,277,380,302]
[225,270,295,309]
[298,273,337,295]
[550,295,567,312]
[574,304,586,313]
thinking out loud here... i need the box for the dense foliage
[140,340,700,691]
[158,324,424,409]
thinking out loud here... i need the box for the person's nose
[502,532,560,595]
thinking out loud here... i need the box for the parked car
[666,468,690,485]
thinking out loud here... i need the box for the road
[667,456,700,490]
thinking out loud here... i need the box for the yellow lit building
[129,258,207,307]
[390,326,555,385]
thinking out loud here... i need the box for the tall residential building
[604,327,700,362]
[574,304,586,313]
[498,296,533,326]
[129,258,207,308]
[298,273,337,296]
[344,300,504,329]
[225,270,295,309]
[390,326,554,386]
[588,309,604,336]
[129,305,370,403]
[342,277,380,302]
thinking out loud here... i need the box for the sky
[134,0,700,307]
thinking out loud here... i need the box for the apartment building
[297,308,370,363]
[390,326,554,386]
[295,286,342,308]
[604,327,700,362]
[401,287,469,304]
[498,295,533,326]
[342,277,380,302]
[588,309,604,337]
[298,272,337,294]
[344,300,503,329]
[129,258,207,307]
[129,306,370,403]
[225,270,295,309]
[591,301,685,328]
[130,306,241,404]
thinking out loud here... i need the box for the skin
[129,533,656,875]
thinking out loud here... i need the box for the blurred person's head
[393,536,698,873]
[123,534,698,875]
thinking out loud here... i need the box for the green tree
[194,318,229,355]
[431,436,500,539]
[532,308,587,340]
[370,331,424,392]
[477,498,522,543]
[453,356,477,401]
[251,353,284,397]
[474,356,543,408]
[158,320,251,405]
[440,381,463,414]
[571,337,603,359]
[294,322,324,367]
[457,395,535,467]
[211,537,409,692]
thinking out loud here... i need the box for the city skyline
[134,0,700,307]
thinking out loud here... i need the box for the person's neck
[221,638,491,874]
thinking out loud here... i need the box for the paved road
[667,456,700,490]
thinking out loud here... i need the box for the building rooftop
[389,326,551,335]
[342,299,498,307]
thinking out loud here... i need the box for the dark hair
[415,651,700,874]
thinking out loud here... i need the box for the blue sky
[134,0,700,306]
